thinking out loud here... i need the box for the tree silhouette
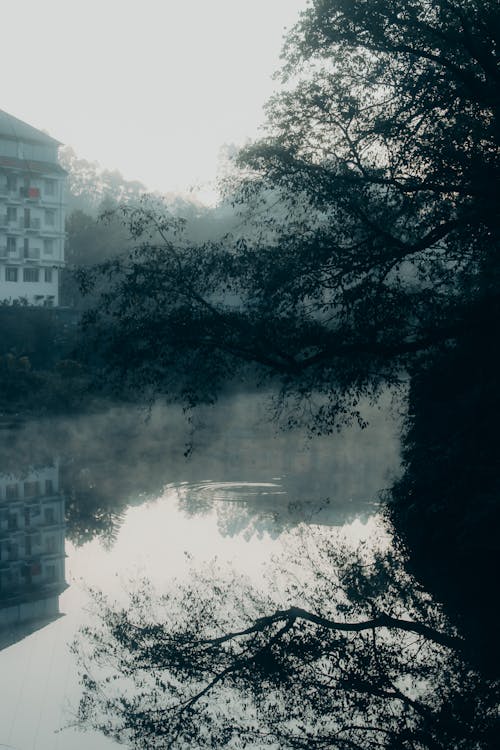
[72,530,499,749]
[80,0,499,432]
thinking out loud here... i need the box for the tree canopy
[80,0,499,431]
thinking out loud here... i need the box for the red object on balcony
[28,187,40,198]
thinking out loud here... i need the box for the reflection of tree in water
[0,398,398,547]
[176,484,375,540]
[0,408,191,547]
[72,528,498,749]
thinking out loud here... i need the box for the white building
[0,462,67,639]
[0,110,66,306]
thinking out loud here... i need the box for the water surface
[0,396,399,749]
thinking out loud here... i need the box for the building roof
[0,110,61,146]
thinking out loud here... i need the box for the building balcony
[39,225,64,236]
[0,219,22,233]
[4,251,22,263]
[23,248,41,262]
[5,194,22,206]
[19,218,41,231]
[0,216,21,230]
[19,187,40,201]
[39,194,65,206]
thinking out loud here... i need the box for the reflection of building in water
[0,462,67,645]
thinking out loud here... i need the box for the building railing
[19,187,40,200]
[19,218,41,230]
[24,248,41,261]
[0,215,18,227]
[0,216,21,230]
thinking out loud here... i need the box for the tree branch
[197,606,462,652]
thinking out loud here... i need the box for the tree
[61,209,134,308]
[81,0,499,431]
[59,146,149,215]
[72,5,500,745]
[72,531,499,749]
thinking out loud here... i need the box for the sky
[2,0,308,201]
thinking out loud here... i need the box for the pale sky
[2,0,308,200]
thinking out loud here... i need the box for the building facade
[0,461,67,638]
[0,110,66,306]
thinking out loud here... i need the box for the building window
[6,267,18,282]
[7,175,17,192]
[44,506,55,524]
[44,268,53,283]
[7,515,18,532]
[7,206,17,223]
[6,484,19,500]
[24,238,29,257]
[23,268,39,282]
[45,479,54,495]
[43,239,53,255]
[45,536,56,554]
[7,237,16,254]
[44,179,56,196]
[44,210,55,227]
[24,186,40,199]
[46,564,56,582]
[24,480,40,497]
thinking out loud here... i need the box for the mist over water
[0,393,400,749]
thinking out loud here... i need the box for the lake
[0,395,400,749]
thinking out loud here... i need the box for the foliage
[80,0,499,431]
[0,305,92,415]
[389,301,500,558]
[60,149,239,309]
[61,209,135,308]
[59,146,148,215]
[386,295,500,673]
[0,304,62,366]
[73,529,499,749]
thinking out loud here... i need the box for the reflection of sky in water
[0,397,400,749]
[0,502,381,750]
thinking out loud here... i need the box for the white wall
[0,266,59,305]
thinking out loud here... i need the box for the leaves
[81,0,499,432]
[73,529,499,749]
